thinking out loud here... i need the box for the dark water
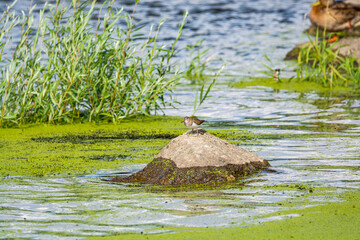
[1,0,360,239]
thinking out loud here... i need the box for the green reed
[0,0,188,126]
[185,39,212,83]
[192,64,225,117]
[296,31,360,90]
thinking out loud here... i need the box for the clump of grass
[260,30,360,93]
[296,30,360,90]
[0,0,188,126]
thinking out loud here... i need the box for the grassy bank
[294,33,360,90]
[256,32,360,95]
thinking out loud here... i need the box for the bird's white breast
[185,119,199,129]
[188,122,199,129]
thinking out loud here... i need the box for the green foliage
[185,40,211,83]
[183,39,225,117]
[260,31,359,93]
[192,64,225,116]
[0,0,187,126]
[296,31,360,90]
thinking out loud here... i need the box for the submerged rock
[111,130,270,185]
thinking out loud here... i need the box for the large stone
[111,130,270,185]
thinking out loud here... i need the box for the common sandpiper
[183,116,205,135]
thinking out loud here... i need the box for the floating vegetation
[0,116,185,177]
[31,130,179,144]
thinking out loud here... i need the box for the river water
[1,0,360,239]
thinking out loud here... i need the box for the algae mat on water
[0,116,266,177]
[0,117,185,177]
[0,115,347,177]
[231,77,359,97]
[90,190,360,240]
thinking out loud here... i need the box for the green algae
[88,189,360,240]
[0,114,352,178]
[250,183,321,193]
[0,114,354,178]
[231,77,359,97]
[0,116,273,178]
[0,115,296,178]
[0,116,184,177]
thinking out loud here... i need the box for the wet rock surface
[111,130,270,185]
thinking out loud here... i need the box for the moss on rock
[111,157,269,185]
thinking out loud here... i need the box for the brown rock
[335,38,360,59]
[110,130,270,185]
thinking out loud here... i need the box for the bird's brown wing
[193,118,205,125]
[328,4,358,23]
[343,0,360,10]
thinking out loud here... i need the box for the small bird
[183,116,205,135]
[274,68,281,82]
[309,0,360,32]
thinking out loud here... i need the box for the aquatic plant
[192,64,224,116]
[259,29,359,94]
[295,31,360,90]
[0,0,188,126]
[185,40,212,83]
[183,39,225,117]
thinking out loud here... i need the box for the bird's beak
[311,0,321,7]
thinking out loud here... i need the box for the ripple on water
[1,85,360,238]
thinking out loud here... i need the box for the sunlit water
[1,0,360,239]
